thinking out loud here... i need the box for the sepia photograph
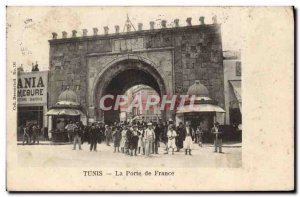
[6,6,294,191]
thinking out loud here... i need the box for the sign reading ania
[17,71,48,105]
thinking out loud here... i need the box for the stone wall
[48,17,225,120]
[49,41,88,113]
[172,25,224,108]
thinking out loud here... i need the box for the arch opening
[93,59,167,124]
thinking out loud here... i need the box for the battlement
[49,16,220,44]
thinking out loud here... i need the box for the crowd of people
[20,118,223,155]
[63,120,223,156]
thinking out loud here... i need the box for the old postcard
[6,6,294,191]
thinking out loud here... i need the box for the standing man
[105,124,112,146]
[176,122,184,152]
[112,124,121,153]
[166,124,177,155]
[82,124,90,144]
[89,123,98,152]
[22,126,30,145]
[137,125,144,154]
[129,125,139,156]
[124,124,132,155]
[211,122,223,153]
[120,124,128,154]
[73,122,82,150]
[183,121,194,155]
[153,123,162,154]
[161,122,168,151]
[27,124,33,144]
[144,123,156,157]
[196,125,204,147]
[65,121,76,143]
[98,122,105,144]
[32,124,40,144]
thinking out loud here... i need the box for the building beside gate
[17,70,48,139]
[223,50,242,128]
[48,16,225,126]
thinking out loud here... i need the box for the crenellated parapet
[50,16,219,40]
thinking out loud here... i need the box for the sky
[6,7,243,71]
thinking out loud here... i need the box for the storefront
[17,71,48,140]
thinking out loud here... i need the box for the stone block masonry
[48,16,225,120]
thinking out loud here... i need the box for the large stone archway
[49,23,225,125]
[90,57,169,123]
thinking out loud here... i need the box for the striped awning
[229,80,242,112]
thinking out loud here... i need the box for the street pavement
[17,142,242,168]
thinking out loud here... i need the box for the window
[236,61,241,76]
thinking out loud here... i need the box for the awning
[176,104,225,114]
[46,108,83,116]
[229,80,242,111]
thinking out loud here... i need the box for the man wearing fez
[176,122,185,152]
[144,122,156,157]
[183,121,194,155]
[211,122,223,153]
[73,122,82,150]
[89,123,98,151]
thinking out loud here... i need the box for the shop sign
[17,71,48,105]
